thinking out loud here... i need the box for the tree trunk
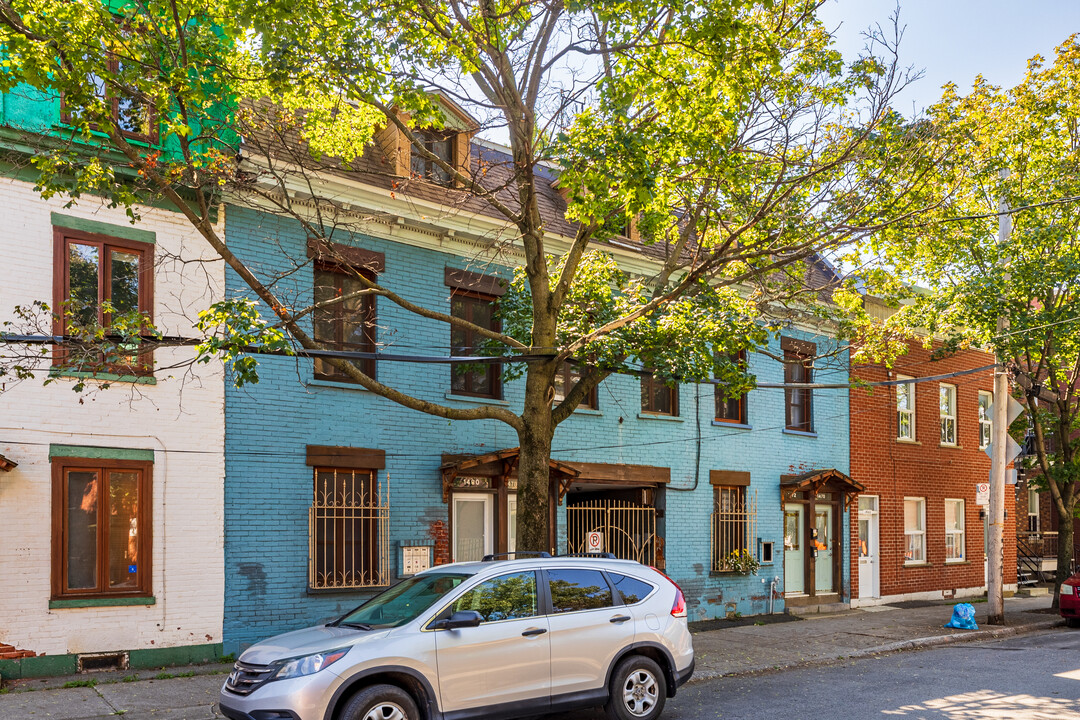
[516,364,557,553]
[1053,509,1075,610]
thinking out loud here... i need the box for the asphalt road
[562,628,1080,720]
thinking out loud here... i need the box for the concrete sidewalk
[0,596,1065,719]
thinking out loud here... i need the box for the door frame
[451,492,493,562]
[858,495,880,599]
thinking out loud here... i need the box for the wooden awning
[781,468,865,495]
[0,453,16,472]
[440,447,581,503]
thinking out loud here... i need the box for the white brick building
[0,178,226,670]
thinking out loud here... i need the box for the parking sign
[587,531,603,554]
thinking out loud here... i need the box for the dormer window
[411,129,454,185]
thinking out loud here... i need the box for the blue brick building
[222,184,855,652]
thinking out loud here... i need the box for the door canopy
[781,468,865,507]
[439,447,580,503]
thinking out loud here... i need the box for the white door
[784,504,805,594]
[507,493,518,555]
[453,493,492,562]
[858,496,879,599]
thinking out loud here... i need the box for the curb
[687,618,1065,683]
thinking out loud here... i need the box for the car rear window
[610,573,655,604]
[548,568,613,613]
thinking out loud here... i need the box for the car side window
[548,568,613,613]
[610,573,655,605]
[451,571,538,623]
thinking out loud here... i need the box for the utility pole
[988,169,1011,625]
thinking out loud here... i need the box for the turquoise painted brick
[222,204,852,652]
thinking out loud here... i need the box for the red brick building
[849,331,1017,606]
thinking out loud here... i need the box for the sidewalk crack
[94,686,123,716]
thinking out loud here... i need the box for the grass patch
[62,679,96,689]
[153,672,174,680]
[121,674,138,683]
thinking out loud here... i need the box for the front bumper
[219,705,301,720]
[219,669,340,720]
[1060,586,1080,617]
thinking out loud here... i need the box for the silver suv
[219,554,694,720]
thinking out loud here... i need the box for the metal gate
[566,499,660,567]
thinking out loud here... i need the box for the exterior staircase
[1016,533,1043,587]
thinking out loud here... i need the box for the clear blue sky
[817,0,1080,115]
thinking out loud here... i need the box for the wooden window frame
[312,262,377,382]
[784,350,813,432]
[714,351,747,424]
[51,457,153,600]
[1027,486,1040,533]
[52,226,155,375]
[903,496,926,564]
[944,498,965,563]
[939,383,958,446]
[59,49,160,145]
[411,128,455,185]
[896,375,916,441]
[640,371,679,416]
[978,390,992,450]
[449,289,501,399]
[552,361,598,411]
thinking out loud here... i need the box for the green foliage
[719,548,760,575]
[195,299,293,387]
[62,679,97,688]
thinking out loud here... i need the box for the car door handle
[521,627,547,637]
[609,615,632,623]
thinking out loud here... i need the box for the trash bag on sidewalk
[944,602,979,630]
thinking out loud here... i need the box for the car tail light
[650,566,687,618]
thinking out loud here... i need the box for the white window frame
[978,391,993,450]
[944,498,965,562]
[904,497,926,564]
[1027,486,1040,532]
[940,384,958,446]
[896,375,916,441]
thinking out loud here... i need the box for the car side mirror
[444,610,482,629]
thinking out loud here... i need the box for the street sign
[586,531,603,554]
[976,483,990,506]
[984,435,1023,465]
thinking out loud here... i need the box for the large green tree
[859,36,1080,604]
[0,0,946,551]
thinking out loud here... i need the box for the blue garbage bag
[944,602,979,630]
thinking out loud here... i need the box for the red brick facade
[849,341,1017,602]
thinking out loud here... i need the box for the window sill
[939,443,963,450]
[903,562,932,569]
[444,392,509,406]
[50,596,155,609]
[896,438,921,445]
[49,369,156,386]
[637,412,683,422]
[782,428,817,438]
[306,586,385,596]
[307,378,372,392]
[944,560,970,566]
[572,408,603,416]
[712,421,752,430]
[708,570,757,577]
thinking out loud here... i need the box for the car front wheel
[339,683,419,720]
[605,655,667,720]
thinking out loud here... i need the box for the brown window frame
[411,128,455,185]
[450,289,502,399]
[312,262,377,382]
[309,466,389,590]
[552,361,598,411]
[712,484,751,571]
[641,370,679,416]
[784,350,813,432]
[714,351,748,424]
[59,50,160,145]
[51,457,153,600]
[52,226,155,375]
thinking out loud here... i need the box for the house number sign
[453,476,491,489]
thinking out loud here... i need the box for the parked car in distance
[1061,570,1080,628]
[219,553,694,720]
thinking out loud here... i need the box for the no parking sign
[975,482,990,506]
[587,531,603,554]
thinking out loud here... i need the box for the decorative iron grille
[711,487,757,572]
[566,499,661,567]
[309,468,390,589]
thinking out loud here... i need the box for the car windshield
[336,573,472,629]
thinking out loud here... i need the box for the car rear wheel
[1066,617,1080,628]
[339,683,419,720]
[605,655,667,720]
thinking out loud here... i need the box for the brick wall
[0,179,226,656]
[848,340,1016,604]
[221,204,853,652]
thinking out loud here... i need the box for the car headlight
[274,648,350,680]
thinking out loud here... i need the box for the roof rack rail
[481,551,552,562]
[558,552,617,559]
